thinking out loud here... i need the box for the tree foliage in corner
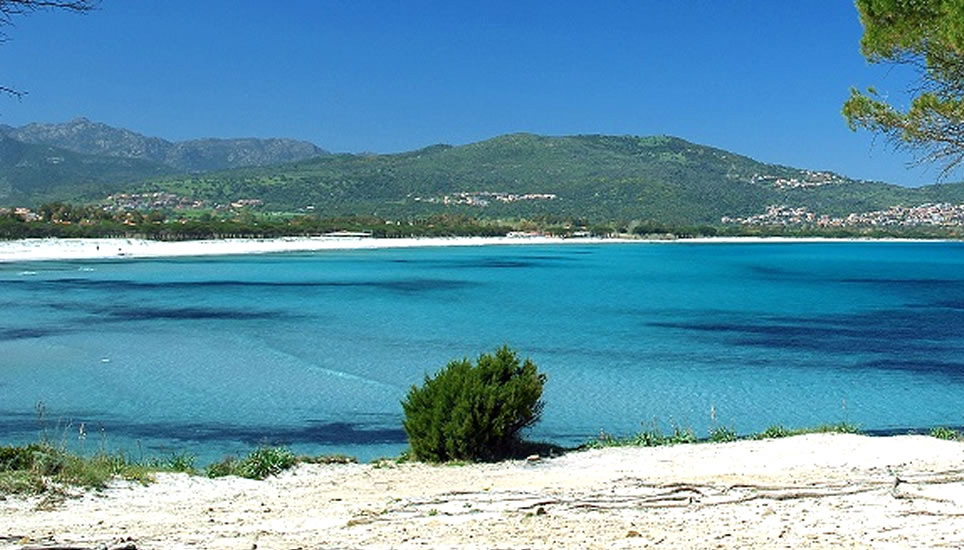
[401,346,546,462]
[843,0,964,176]
[0,0,96,98]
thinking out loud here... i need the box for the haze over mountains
[2,118,963,225]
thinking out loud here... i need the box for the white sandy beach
[0,236,618,263]
[2,434,964,549]
[0,235,938,263]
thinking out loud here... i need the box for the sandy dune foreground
[3,434,964,549]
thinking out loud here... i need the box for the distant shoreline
[0,235,953,263]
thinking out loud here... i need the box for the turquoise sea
[2,242,964,462]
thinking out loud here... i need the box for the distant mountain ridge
[0,117,328,173]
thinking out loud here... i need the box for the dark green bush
[0,444,65,476]
[0,444,43,471]
[402,346,546,462]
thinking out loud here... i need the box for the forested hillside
[5,125,964,225]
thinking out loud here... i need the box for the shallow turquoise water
[2,242,964,462]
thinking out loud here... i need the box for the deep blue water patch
[9,277,476,294]
[0,409,113,436]
[107,304,283,321]
[859,358,964,378]
[0,326,68,341]
[388,253,574,269]
[650,306,964,377]
[840,278,963,287]
[0,417,45,436]
[745,264,807,280]
[97,306,289,322]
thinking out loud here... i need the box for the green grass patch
[145,452,198,474]
[708,426,739,443]
[0,443,155,495]
[585,426,697,449]
[0,440,330,495]
[206,446,298,480]
[751,423,860,440]
[585,422,861,449]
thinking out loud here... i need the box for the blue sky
[0,1,943,186]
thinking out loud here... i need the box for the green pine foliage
[401,346,546,462]
[844,0,964,176]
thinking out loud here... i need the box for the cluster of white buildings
[104,192,205,211]
[103,193,264,212]
[841,203,964,226]
[722,206,816,226]
[413,191,558,207]
[751,171,845,189]
[229,199,264,209]
[723,203,964,228]
[0,207,40,221]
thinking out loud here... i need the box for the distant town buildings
[413,191,558,207]
[723,203,964,228]
[104,192,205,211]
[0,207,41,221]
[102,193,262,212]
[752,170,847,189]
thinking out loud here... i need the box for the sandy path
[3,434,964,549]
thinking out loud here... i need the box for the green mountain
[140,133,953,224]
[7,127,964,225]
[2,117,328,173]
[0,134,176,205]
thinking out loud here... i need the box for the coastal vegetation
[584,422,861,450]
[7,202,964,241]
[402,346,546,462]
[0,419,957,496]
[0,206,517,240]
[0,442,159,495]
[0,441,356,495]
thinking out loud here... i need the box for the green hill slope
[0,135,177,205]
[141,133,932,224]
[8,129,964,225]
